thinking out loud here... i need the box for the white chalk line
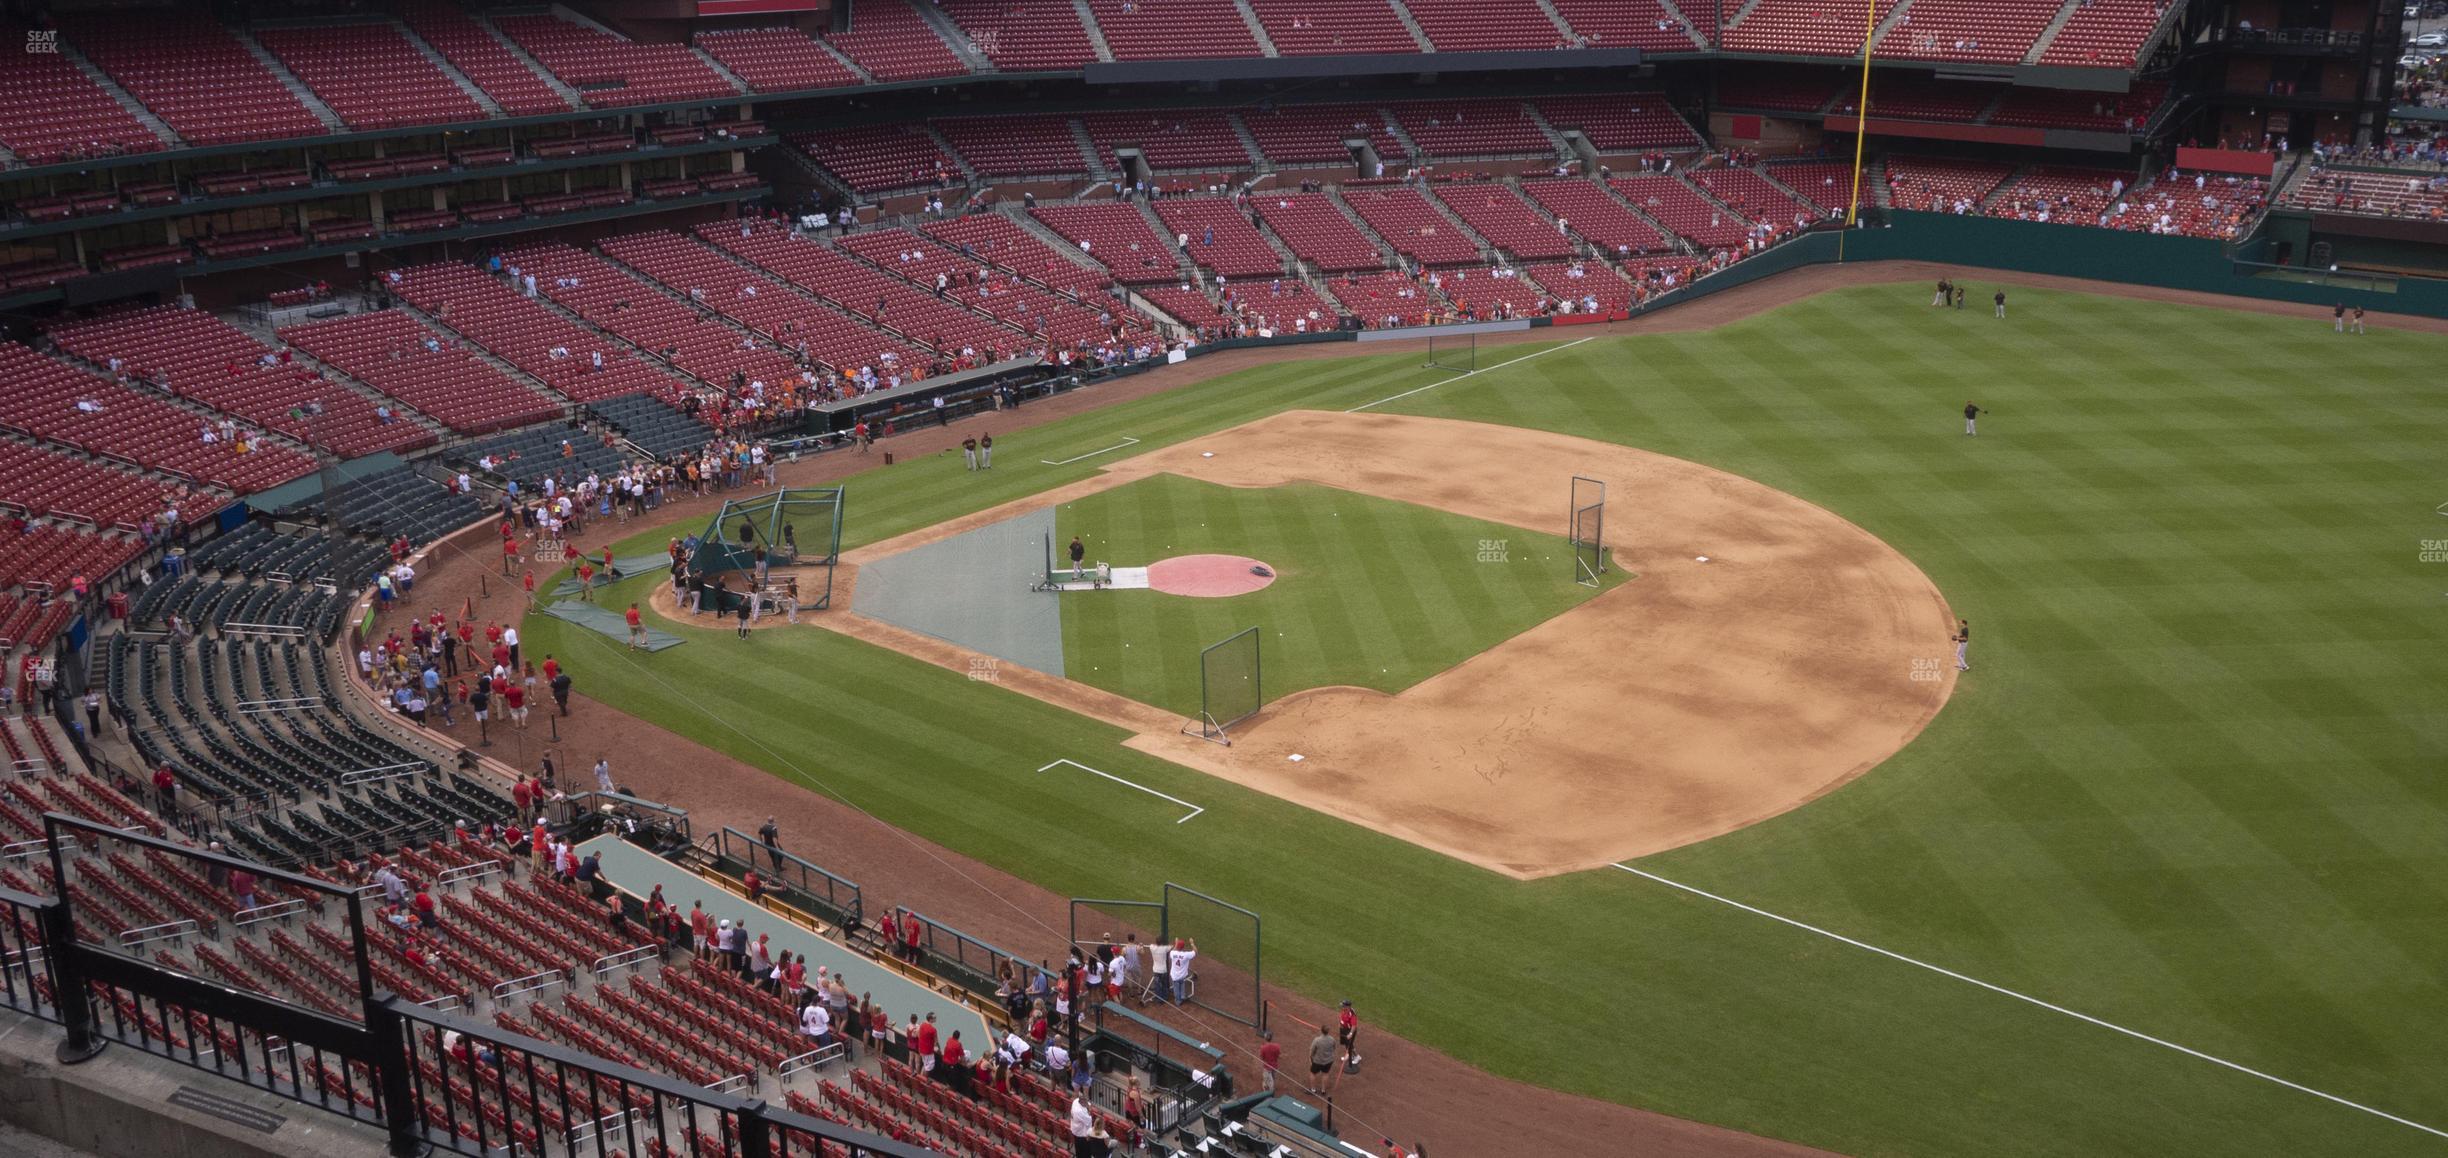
[1038,759,1204,823]
[1040,436,1140,465]
[1607,862,2448,1141]
[1344,336,1597,414]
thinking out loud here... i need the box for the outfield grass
[1053,475,1620,715]
[522,286,2448,1157]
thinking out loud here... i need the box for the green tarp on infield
[548,552,674,597]
[538,599,687,651]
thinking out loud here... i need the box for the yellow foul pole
[1840,0,1879,260]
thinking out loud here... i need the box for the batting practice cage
[688,486,846,610]
[1570,475,1607,587]
[1068,882,1265,1031]
[1424,330,1476,372]
[1183,625,1261,744]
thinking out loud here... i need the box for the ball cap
[1340,1000,1352,1007]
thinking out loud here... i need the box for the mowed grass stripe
[523,287,2448,1156]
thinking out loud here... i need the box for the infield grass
[523,284,2448,1158]
[1053,476,1622,715]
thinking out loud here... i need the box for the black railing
[12,812,941,1158]
[706,826,862,931]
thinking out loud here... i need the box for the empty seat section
[937,0,1101,70]
[1530,260,1637,312]
[1763,160,1861,211]
[253,22,483,130]
[1882,156,2015,211]
[823,0,970,81]
[1690,166,1823,227]
[49,306,432,457]
[0,442,205,532]
[1385,100,1550,158]
[1250,193,1385,272]
[1212,278,1337,332]
[56,14,324,145]
[1878,0,2061,64]
[1083,0,1260,59]
[1988,82,2165,132]
[923,213,1114,297]
[1402,0,1567,50]
[491,13,736,106]
[1434,183,1575,260]
[391,263,682,403]
[1417,265,1547,318]
[1611,173,1752,248]
[509,239,825,389]
[0,344,314,492]
[1030,202,1180,284]
[277,312,562,434]
[1520,179,1670,254]
[1531,96,1701,152]
[1714,66,1845,113]
[1240,104,1404,166]
[1343,187,1481,266]
[0,24,164,165]
[837,229,1135,346]
[1834,76,1996,123]
[1081,111,1253,173]
[2038,0,2168,67]
[691,27,862,92]
[1983,166,2122,226]
[1246,0,1419,55]
[688,223,988,366]
[933,116,1090,179]
[1323,269,1442,325]
[1724,0,1904,56]
[400,2,573,115]
[792,124,958,193]
[1547,0,1702,51]
[1151,198,1285,278]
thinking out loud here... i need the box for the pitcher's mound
[1148,554,1276,598]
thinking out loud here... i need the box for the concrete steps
[690,47,752,95]
[1228,113,1273,173]
[906,0,996,72]
[1230,0,1281,56]
[1071,0,1117,62]
[394,19,503,117]
[1323,188,1406,268]
[813,37,876,84]
[1529,0,1581,44]
[2023,0,2086,64]
[1070,118,1112,181]
[1387,0,1437,51]
[1653,0,1713,49]
[1866,0,1919,54]
[230,26,347,132]
[60,42,183,147]
[473,13,589,110]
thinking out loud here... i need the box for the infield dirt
[828,409,1958,878]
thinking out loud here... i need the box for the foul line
[1040,436,1140,465]
[1608,863,2448,1141]
[1344,336,1596,414]
[1037,759,1204,823]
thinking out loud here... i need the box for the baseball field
[520,281,2448,1156]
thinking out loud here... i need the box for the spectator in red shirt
[901,909,923,963]
[743,868,765,902]
[1258,1032,1282,1093]
[690,901,712,953]
[914,1012,940,1077]
[413,887,438,929]
[576,561,596,601]
[503,681,527,729]
[940,1031,969,1094]
[152,764,176,813]
[229,867,258,911]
